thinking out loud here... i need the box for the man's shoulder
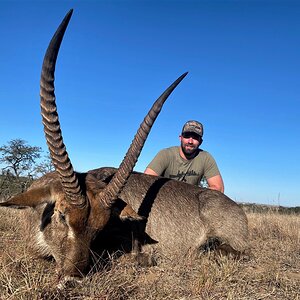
[158,146,178,153]
[198,149,210,155]
[160,146,179,156]
[194,150,218,168]
[196,149,214,160]
[147,146,178,171]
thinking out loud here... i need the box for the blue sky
[0,0,299,207]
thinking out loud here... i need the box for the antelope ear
[0,186,54,208]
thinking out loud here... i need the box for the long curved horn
[40,9,85,207]
[100,72,188,207]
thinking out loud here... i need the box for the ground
[0,207,299,299]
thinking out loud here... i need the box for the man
[144,120,224,192]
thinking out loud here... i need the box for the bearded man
[144,120,224,192]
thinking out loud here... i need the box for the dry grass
[0,208,299,299]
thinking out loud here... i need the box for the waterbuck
[1,10,249,284]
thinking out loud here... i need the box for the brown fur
[1,167,249,281]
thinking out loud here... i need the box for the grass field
[0,207,299,299]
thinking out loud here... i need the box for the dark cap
[181,120,203,137]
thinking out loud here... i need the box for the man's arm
[207,174,224,193]
[144,167,159,176]
[144,149,169,177]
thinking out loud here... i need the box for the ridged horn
[40,9,85,207]
[100,72,188,208]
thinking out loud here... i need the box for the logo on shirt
[169,170,198,182]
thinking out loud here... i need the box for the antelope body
[1,10,249,284]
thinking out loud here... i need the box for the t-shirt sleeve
[146,149,169,176]
[203,152,221,179]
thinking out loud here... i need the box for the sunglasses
[182,132,202,140]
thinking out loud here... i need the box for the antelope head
[1,9,187,282]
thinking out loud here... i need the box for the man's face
[180,132,202,156]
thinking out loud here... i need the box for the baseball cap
[181,120,203,137]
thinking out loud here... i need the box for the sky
[0,0,299,207]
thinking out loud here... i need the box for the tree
[33,153,55,177]
[0,139,55,199]
[0,139,42,179]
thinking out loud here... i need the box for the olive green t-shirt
[146,146,220,185]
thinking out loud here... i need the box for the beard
[181,142,199,158]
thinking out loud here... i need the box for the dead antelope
[1,9,249,284]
